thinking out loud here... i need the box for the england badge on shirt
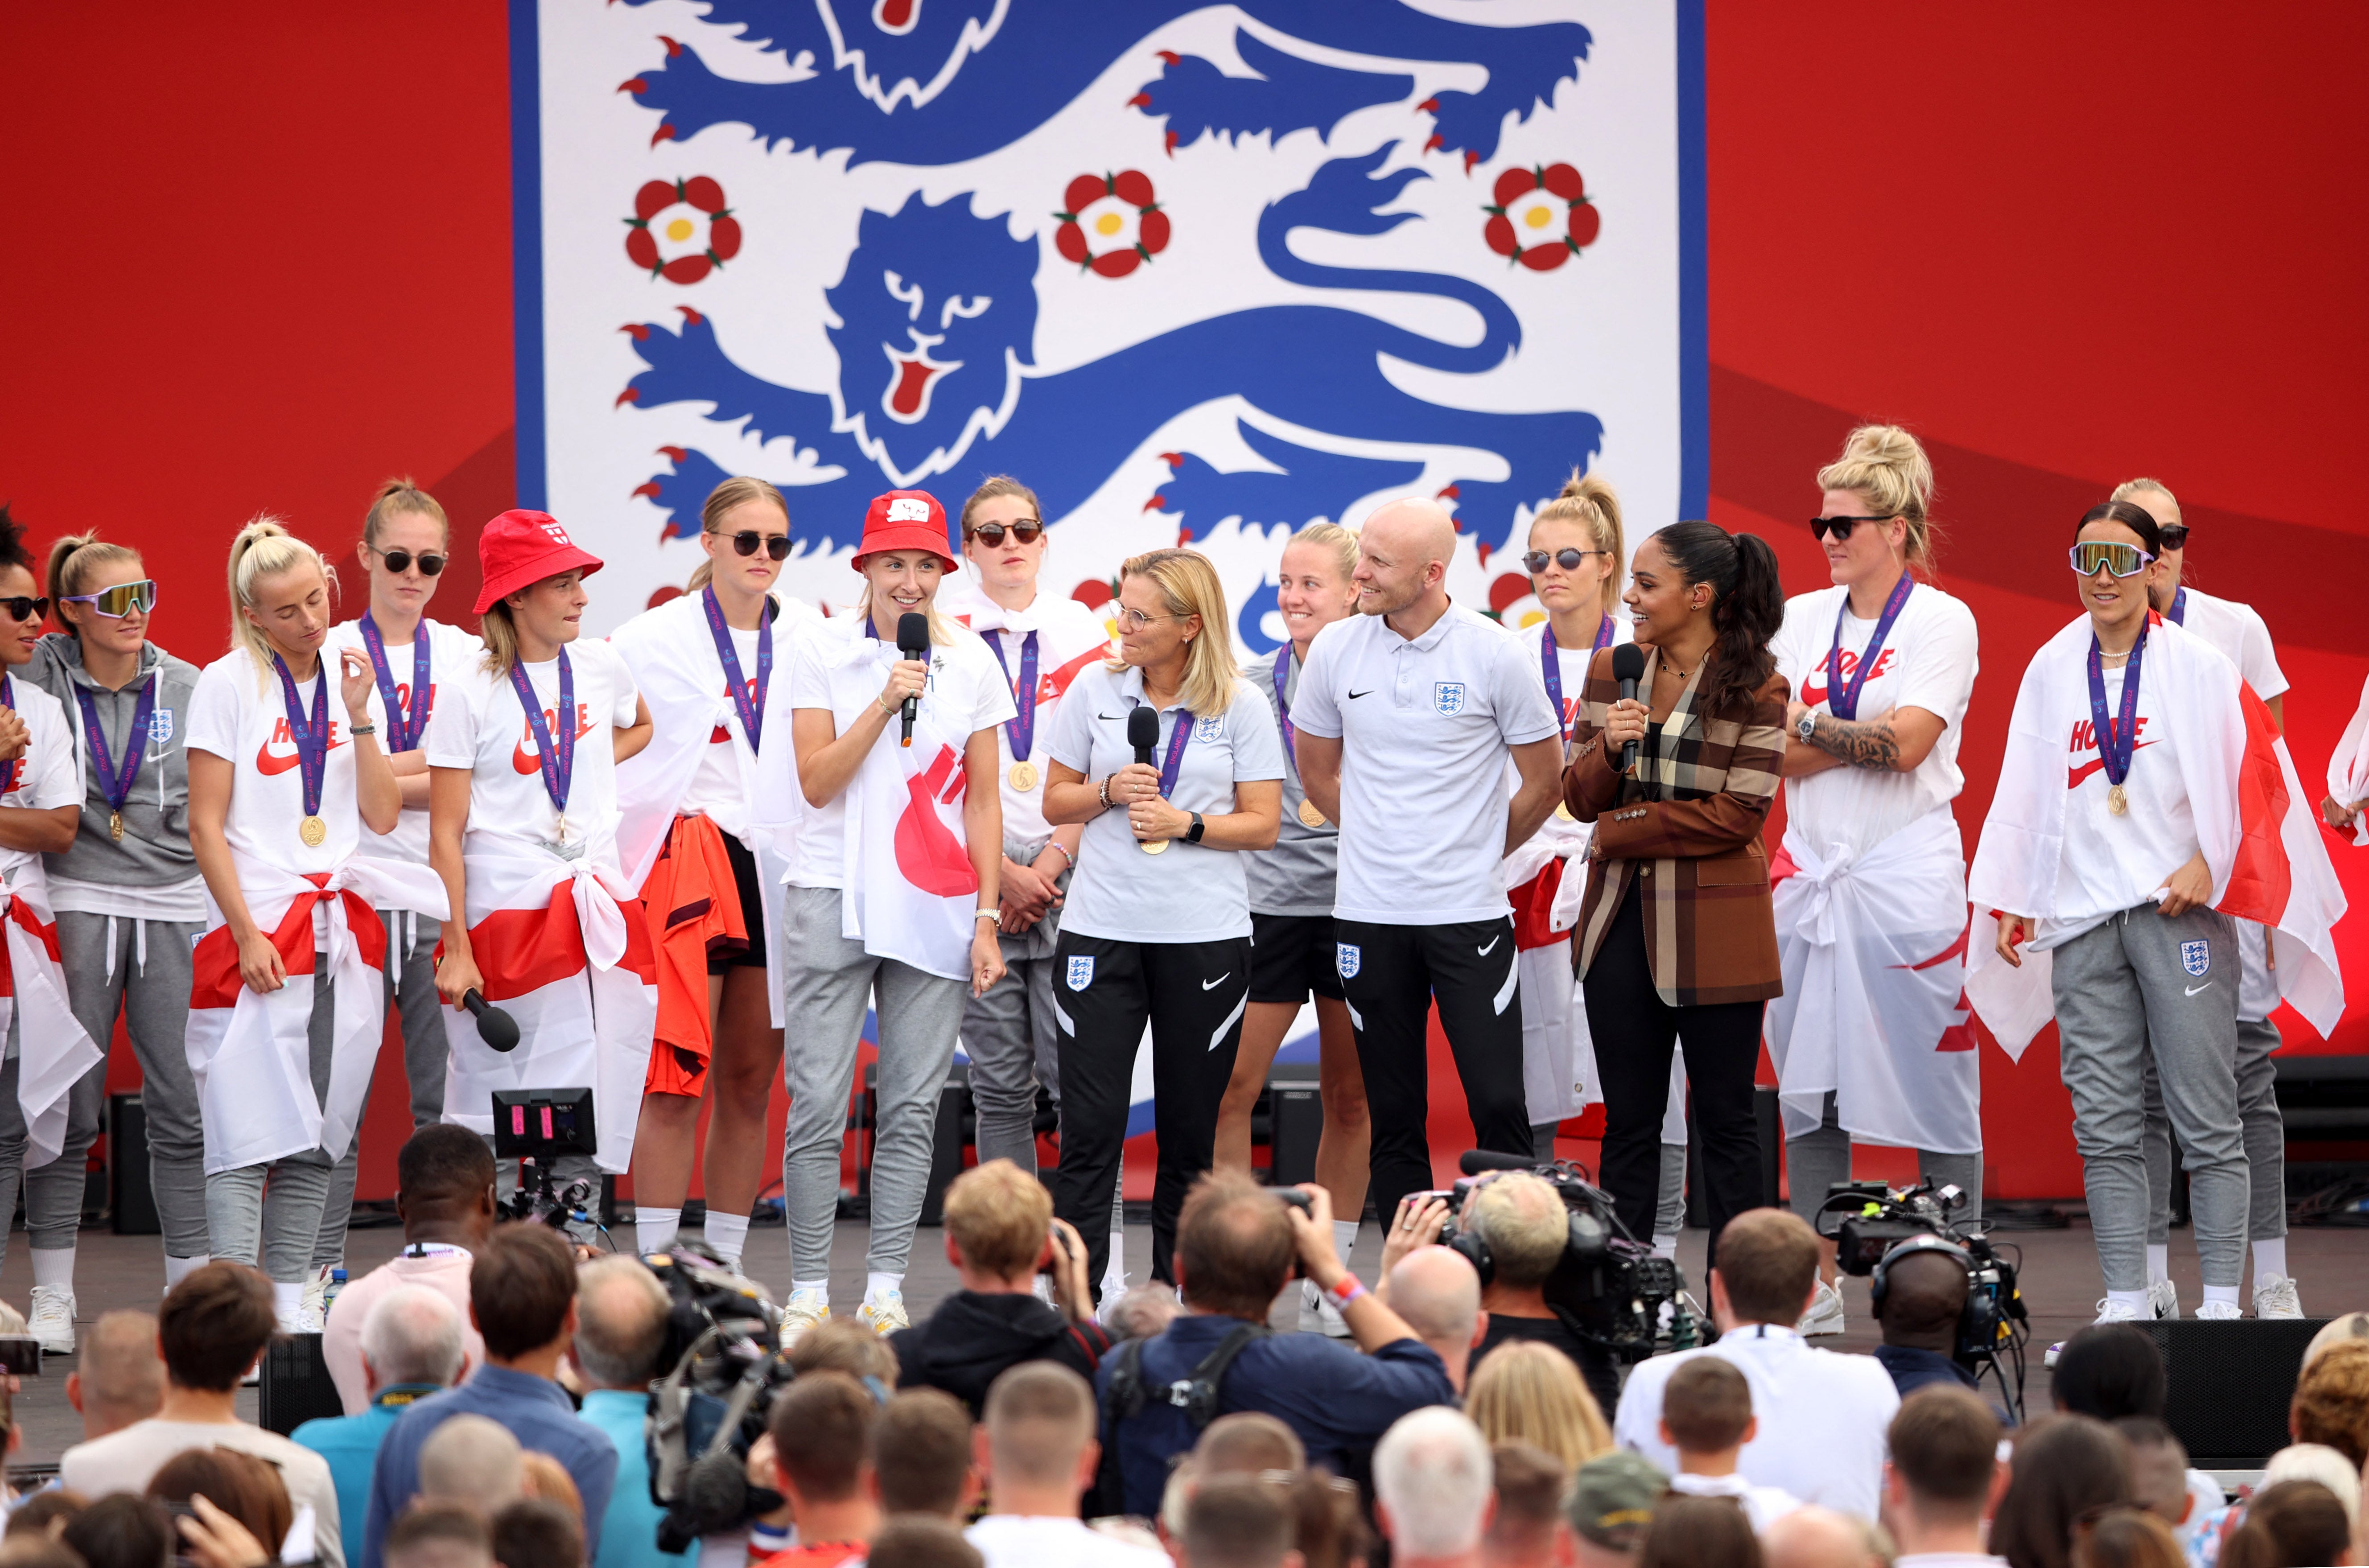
[1194,716,1223,744]
[2180,940,2211,977]
[1335,943,1361,980]
[1434,682,1467,716]
[149,708,175,745]
[1066,955,1095,992]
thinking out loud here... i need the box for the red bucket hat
[851,490,957,572]
[474,510,606,615]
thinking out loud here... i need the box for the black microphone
[1458,1149,1539,1176]
[1126,704,1159,767]
[461,989,520,1053]
[896,611,929,747]
[1610,642,1648,774]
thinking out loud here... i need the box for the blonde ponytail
[1817,425,1941,568]
[227,516,335,683]
[47,531,144,634]
[1529,470,1626,619]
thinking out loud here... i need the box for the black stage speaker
[108,1093,160,1236]
[1267,1061,1324,1189]
[258,1333,346,1437]
[2138,1318,2330,1468]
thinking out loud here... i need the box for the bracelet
[1041,842,1071,868]
[348,723,377,737]
[878,693,900,717]
[975,908,1000,922]
[1328,1274,1368,1309]
[1097,774,1113,809]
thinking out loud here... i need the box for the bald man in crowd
[66,1310,165,1440]
[1384,1246,1486,1394]
[1293,498,1565,1221]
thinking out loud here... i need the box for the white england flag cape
[188,853,449,1174]
[610,590,816,1026]
[1967,615,2346,1054]
[440,837,659,1173]
[1767,808,1981,1152]
[0,868,101,1169]
[2326,674,2369,848]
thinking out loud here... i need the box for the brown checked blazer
[1561,644,1788,1006]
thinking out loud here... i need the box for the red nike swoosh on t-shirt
[2067,740,2156,790]
[256,736,346,774]
[512,710,601,775]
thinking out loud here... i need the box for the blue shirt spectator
[297,1278,474,1568]
[578,1389,679,1568]
[296,1384,442,1568]
[573,1255,685,1568]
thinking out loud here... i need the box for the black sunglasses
[373,547,446,576]
[966,520,1044,547]
[1809,514,1895,541]
[720,530,792,561]
[0,597,48,623]
[1523,547,1607,574]
[2156,523,2191,550]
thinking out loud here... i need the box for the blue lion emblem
[1066,954,1095,992]
[2181,940,2211,978]
[1335,943,1361,981]
[1434,682,1468,716]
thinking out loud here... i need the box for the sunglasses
[371,547,446,576]
[2156,523,2191,550]
[1809,514,1895,541]
[1523,547,1608,574]
[61,580,157,618]
[966,520,1045,547]
[2069,541,2156,577]
[0,597,48,624]
[711,529,791,561]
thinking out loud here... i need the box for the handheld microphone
[896,612,929,747]
[1126,704,1160,768]
[1458,1149,1541,1177]
[461,989,520,1053]
[1610,642,1647,775]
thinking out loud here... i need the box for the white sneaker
[857,1291,910,1335]
[2254,1274,2304,1319]
[293,1267,334,1334]
[1797,1279,1845,1337]
[2147,1277,2180,1320]
[2046,1296,2145,1367]
[26,1286,75,1356]
[2195,1300,2242,1321]
[1294,1280,1351,1338]
[779,1289,830,1344]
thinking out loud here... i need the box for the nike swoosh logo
[1202,973,1231,990]
[2186,983,2212,996]
[513,711,599,775]
[1097,712,1126,721]
[255,738,345,775]
[1477,935,1501,956]
[1347,689,1372,700]
[2067,739,2158,790]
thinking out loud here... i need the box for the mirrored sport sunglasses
[715,529,792,561]
[1809,514,1894,541]
[2069,541,2155,577]
[964,520,1045,547]
[371,547,445,576]
[1523,547,1609,574]
[0,597,49,624]
[60,580,157,618]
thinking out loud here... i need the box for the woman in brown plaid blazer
[1564,519,1788,1255]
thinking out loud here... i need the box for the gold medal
[1297,798,1327,829]
[1141,837,1169,855]
[1554,802,1575,821]
[2107,784,2128,817]
[299,815,328,848]
[109,810,123,843]
[1009,760,1039,792]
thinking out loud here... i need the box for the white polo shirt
[1043,663,1285,945]
[1291,603,1560,926]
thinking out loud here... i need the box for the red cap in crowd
[852,491,957,571]
[475,510,606,614]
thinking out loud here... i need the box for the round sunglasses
[0,597,49,623]
[1523,547,1609,574]
[2156,523,2191,550]
[60,580,157,618]
[1809,514,1895,541]
[712,529,792,561]
[370,546,445,576]
[965,520,1045,547]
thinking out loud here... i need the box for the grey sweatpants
[2143,1015,2286,1248]
[0,1017,68,1273]
[46,912,210,1260]
[1787,1092,1985,1229]
[2052,905,2247,1291]
[217,954,340,1284]
[312,910,449,1270]
[781,887,966,1280]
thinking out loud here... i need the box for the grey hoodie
[20,632,200,889]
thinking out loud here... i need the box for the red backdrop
[2,3,2363,1201]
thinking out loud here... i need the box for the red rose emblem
[1482,163,1599,272]
[1053,170,1170,278]
[624,176,743,284]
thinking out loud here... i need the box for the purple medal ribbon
[700,586,773,753]
[1271,646,1297,763]
[2167,586,2187,626]
[358,613,432,753]
[508,650,576,821]
[1146,701,1195,797]
[2085,622,2147,795]
[982,628,1040,762]
[1541,614,1615,741]
[270,654,332,822]
[74,678,159,825]
[0,675,18,797]
[1826,573,1916,720]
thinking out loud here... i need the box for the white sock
[1652,1235,1679,1261]
[2202,1283,2240,1307]
[2252,1238,2287,1282]
[273,1281,305,1324]
[2105,1289,2151,1317]
[2146,1243,2169,1284]
[865,1272,903,1303]
[791,1279,830,1304]
[30,1248,75,1293]
[1332,1221,1359,1266]
[705,1212,750,1268]
[1105,1229,1128,1296]
[636,1207,682,1255]
[164,1253,210,1291]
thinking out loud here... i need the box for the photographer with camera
[1095,1171,1452,1517]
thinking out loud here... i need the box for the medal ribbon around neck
[271,654,333,833]
[2085,622,2147,810]
[1826,573,1915,721]
[1136,697,1197,854]
[1271,645,1299,763]
[2167,586,2188,626]
[700,586,772,753]
[358,613,432,753]
[508,650,576,825]
[75,677,158,840]
[982,628,1039,762]
[0,674,18,797]
[1541,613,1616,741]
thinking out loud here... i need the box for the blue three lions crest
[2181,940,2211,978]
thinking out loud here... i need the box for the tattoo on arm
[1810,713,1900,771]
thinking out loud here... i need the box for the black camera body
[1817,1180,2030,1419]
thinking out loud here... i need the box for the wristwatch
[1796,711,1819,744]
[1186,812,1206,844]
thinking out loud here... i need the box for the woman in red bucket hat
[420,510,662,1186]
[779,490,1013,1337]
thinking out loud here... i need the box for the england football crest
[2181,940,2211,977]
[1335,942,1361,980]
[1193,716,1223,744]
[1066,954,1095,991]
[1434,682,1467,716]
[148,708,174,745]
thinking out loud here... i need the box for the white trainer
[779,1289,830,1344]
[2253,1274,2304,1320]
[858,1291,911,1335]
[2147,1277,2180,1320]
[2046,1296,2145,1367]
[26,1286,75,1356]
[2194,1299,2242,1321]
[1796,1279,1846,1337]
[1294,1279,1351,1338]
[293,1267,335,1334]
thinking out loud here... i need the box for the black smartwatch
[1186,811,1206,844]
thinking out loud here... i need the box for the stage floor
[5,1216,2361,1469]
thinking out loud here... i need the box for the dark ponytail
[1654,519,1784,716]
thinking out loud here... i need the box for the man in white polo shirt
[1293,498,1564,1224]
